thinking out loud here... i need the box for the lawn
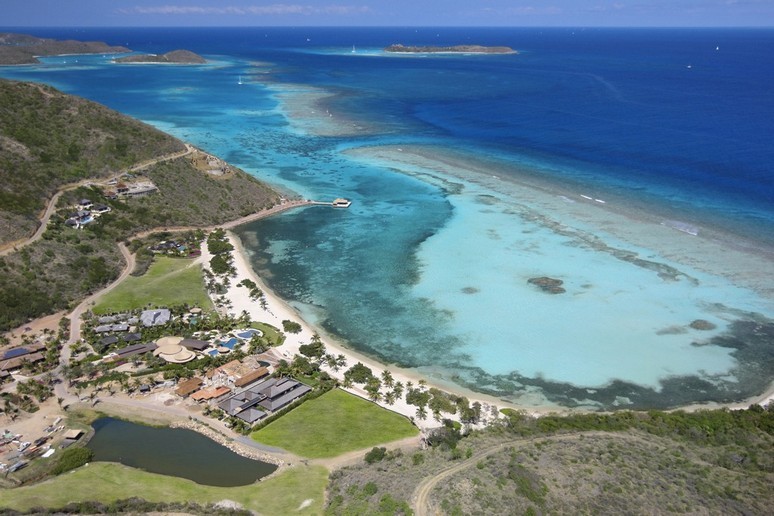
[0,462,327,514]
[93,256,212,314]
[252,388,419,458]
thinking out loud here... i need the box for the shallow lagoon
[87,418,276,486]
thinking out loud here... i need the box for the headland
[0,33,129,65]
[115,49,206,65]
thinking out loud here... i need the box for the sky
[2,0,774,27]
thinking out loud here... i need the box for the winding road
[0,145,193,257]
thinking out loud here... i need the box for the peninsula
[385,44,517,54]
[115,49,206,65]
[0,33,129,65]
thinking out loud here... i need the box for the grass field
[93,256,212,314]
[252,389,419,458]
[0,462,327,514]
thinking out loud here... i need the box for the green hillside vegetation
[0,33,129,65]
[0,78,183,244]
[92,256,212,314]
[252,388,419,458]
[0,79,280,331]
[327,405,774,515]
[0,462,327,514]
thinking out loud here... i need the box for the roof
[180,338,209,351]
[63,429,83,440]
[191,386,231,401]
[0,352,45,371]
[259,384,312,412]
[234,367,270,388]
[140,308,171,327]
[122,333,142,342]
[2,348,30,360]
[175,377,203,397]
[115,342,157,357]
[236,407,267,424]
[99,335,119,347]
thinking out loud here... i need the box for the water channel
[87,417,277,486]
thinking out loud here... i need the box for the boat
[238,76,243,85]
[332,198,352,208]
[351,45,356,53]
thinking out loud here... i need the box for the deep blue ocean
[2,27,772,409]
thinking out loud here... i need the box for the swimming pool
[236,329,263,339]
[220,337,239,349]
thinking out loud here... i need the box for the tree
[380,369,394,388]
[365,377,382,402]
[282,320,302,334]
[364,446,386,464]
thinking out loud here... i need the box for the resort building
[234,367,270,388]
[217,377,311,423]
[107,342,158,362]
[180,338,210,352]
[191,386,231,402]
[140,308,171,327]
[153,336,195,364]
[175,377,204,397]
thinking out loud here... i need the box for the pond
[87,417,277,486]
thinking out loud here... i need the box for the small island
[0,33,129,65]
[115,49,206,64]
[384,44,517,54]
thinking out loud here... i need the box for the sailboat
[238,76,243,85]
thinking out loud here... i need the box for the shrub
[51,446,94,475]
[282,320,302,334]
[364,446,386,464]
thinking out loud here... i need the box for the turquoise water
[2,27,772,409]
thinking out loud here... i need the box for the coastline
[222,230,516,427]
[228,221,774,414]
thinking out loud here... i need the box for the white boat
[351,45,356,53]
[238,76,243,85]
[332,198,352,208]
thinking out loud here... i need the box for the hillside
[328,406,774,514]
[0,33,129,65]
[0,79,184,245]
[0,80,280,331]
[115,50,206,64]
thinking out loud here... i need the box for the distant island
[384,44,517,54]
[0,33,129,65]
[115,49,206,65]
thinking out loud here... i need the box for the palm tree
[335,354,347,370]
[380,370,394,389]
[392,381,404,400]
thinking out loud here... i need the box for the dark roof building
[217,376,310,422]
[110,342,157,361]
[99,335,119,348]
[180,338,209,352]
